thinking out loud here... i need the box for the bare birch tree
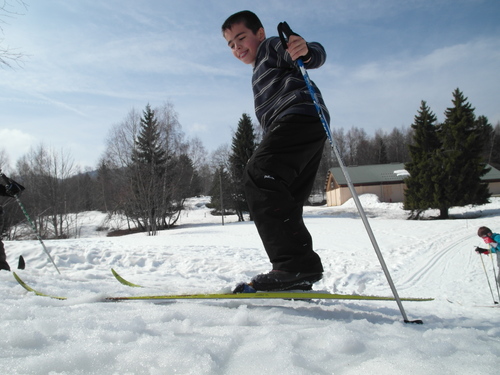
[0,0,27,68]
[16,144,76,238]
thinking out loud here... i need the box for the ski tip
[12,271,25,286]
[13,271,67,300]
[111,268,143,288]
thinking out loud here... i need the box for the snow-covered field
[1,195,499,374]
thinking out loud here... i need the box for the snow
[1,195,500,374]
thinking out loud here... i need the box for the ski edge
[105,292,434,302]
[13,272,67,300]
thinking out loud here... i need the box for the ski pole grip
[277,21,299,49]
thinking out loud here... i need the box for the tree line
[1,88,499,239]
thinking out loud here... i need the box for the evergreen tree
[432,89,490,219]
[404,101,440,218]
[404,91,491,219]
[132,104,167,167]
[129,104,168,234]
[228,113,256,221]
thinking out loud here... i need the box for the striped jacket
[252,36,330,133]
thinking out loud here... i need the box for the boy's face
[223,22,265,66]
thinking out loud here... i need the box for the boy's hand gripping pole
[278,22,421,324]
[277,22,333,143]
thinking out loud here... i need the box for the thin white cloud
[324,35,500,132]
[350,36,500,83]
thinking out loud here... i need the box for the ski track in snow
[395,230,474,292]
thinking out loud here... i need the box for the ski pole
[488,250,500,301]
[477,249,497,304]
[277,22,421,324]
[0,172,61,274]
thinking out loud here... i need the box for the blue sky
[1,0,499,169]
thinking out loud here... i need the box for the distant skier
[221,11,329,291]
[477,226,500,286]
[0,172,25,271]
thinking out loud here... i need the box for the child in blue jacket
[477,226,500,286]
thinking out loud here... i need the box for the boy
[222,11,330,291]
[477,226,500,286]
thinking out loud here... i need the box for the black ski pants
[243,114,326,273]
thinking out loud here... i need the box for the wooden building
[325,163,500,207]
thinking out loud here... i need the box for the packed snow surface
[1,195,500,374]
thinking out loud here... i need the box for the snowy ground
[1,195,499,374]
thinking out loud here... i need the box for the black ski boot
[249,270,322,291]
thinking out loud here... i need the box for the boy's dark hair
[478,226,492,237]
[221,10,263,35]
